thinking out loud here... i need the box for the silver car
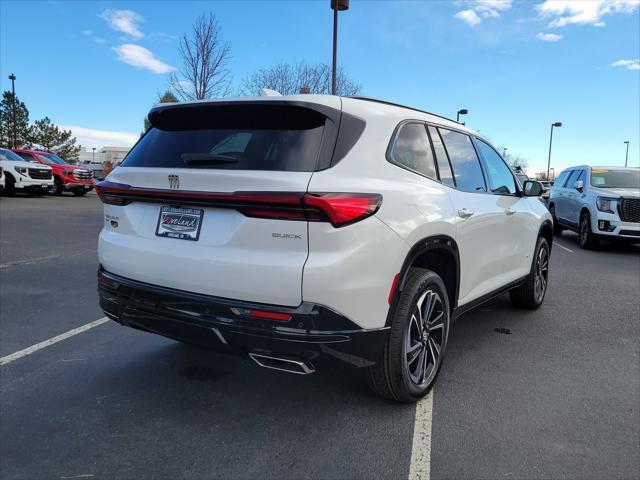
[548,166,640,248]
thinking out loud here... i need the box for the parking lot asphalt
[1,193,639,480]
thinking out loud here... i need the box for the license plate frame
[155,205,204,241]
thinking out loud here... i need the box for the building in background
[78,146,130,165]
[78,146,131,179]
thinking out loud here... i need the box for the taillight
[303,193,382,227]
[95,181,382,227]
[95,182,134,206]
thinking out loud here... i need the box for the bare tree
[239,61,362,96]
[504,152,529,171]
[169,12,232,100]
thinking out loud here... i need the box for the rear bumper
[97,267,389,369]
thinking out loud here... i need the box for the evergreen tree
[142,90,179,134]
[30,117,80,162]
[0,91,31,148]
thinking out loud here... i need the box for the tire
[2,176,15,196]
[50,177,63,196]
[366,268,450,403]
[578,211,598,250]
[510,237,550,310]
[72,190,88,196]
[549,204,563,236]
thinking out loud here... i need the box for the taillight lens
[95,182,382,227]
[95,183,131,206]
[303,193,382,227]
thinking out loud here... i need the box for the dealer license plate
[155,206,203,241]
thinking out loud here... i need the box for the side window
[563,170,578,188]
[574,170,586,188]
[389,123,437,179]
[438,128,486,193]
[475,139,517,195]
[427,126,455,187]
[553,171,568,189]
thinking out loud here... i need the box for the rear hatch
[98,99,341,306]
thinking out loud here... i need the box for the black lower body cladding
[97,267,389,370]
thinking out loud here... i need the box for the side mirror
[575,180,584,192]
[523,180,543,197]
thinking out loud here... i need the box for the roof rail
[348,96,459,125]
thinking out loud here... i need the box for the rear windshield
[121,104,328,172]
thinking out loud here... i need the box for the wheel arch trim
[538,219,554,251]
[386,235,460,326]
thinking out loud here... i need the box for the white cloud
[59,125,138,149]
[82,30,106,45]
[99,9,144,39]
[455,9,482,25]
[536,32,563,41]
[536,0,639,28]
[454,0,512,25]
[112,44,175,74]
[611,59,640,70]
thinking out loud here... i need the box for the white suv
[96,95,552,402]
[0,148,53,196]
[549,166,640,248]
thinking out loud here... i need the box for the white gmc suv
[0,148,53,196]
[96,95,552,402]
[549,166,640,248]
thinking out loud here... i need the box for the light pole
[8,73,16,148]
[330,0,349,96]
[456,108,468,124]
[92,147,96,163]
[502,147,507,158]
[546,122,562,181]
[624,140,629,167]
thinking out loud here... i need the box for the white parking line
[0,317,109,366]
[555,242,574,253]
[409,391,433,480]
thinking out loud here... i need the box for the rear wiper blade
[181,153,238,164]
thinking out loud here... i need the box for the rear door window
[428,126,455,187]
[389,123,437,180]
[553,171,568,189]
[438,128,486,193]
[122,104,330,172]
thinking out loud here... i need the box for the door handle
[505,208,515,216]
[457,208,474,219]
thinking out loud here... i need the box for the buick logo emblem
[168,175,180,190]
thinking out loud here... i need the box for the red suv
[13,150,94,196]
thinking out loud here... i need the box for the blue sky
[1,0,638,174]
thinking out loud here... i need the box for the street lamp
[624,140,629,167]
[92,147,96,163]
[546,121,562,181]
[8,73,16,149]
[456,108,468,123]
[330,0,349,96]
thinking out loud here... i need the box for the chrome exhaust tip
[248,353,315,375]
